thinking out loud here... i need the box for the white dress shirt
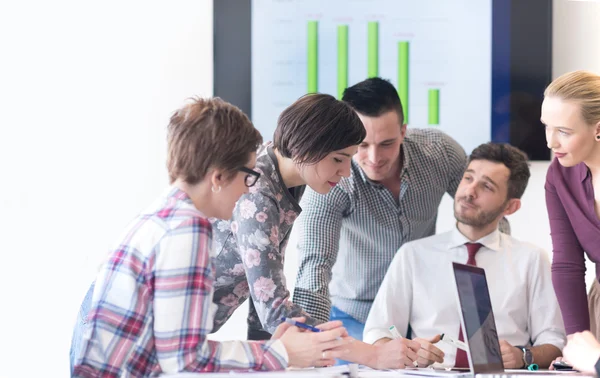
[363,226,566,367]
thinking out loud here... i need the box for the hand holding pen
[276,317,352,368]
[371,325,419,369]
[389,325,445,368]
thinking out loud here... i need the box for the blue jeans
[69,282,94,375]
[330,306,365,365]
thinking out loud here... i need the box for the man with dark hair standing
[363,142,565,370]
[293,77,470,340]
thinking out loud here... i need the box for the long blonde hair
[544,70,600,126]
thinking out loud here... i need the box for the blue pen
[281,317,321,332]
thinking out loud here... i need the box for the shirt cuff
[263,339,289,370]
[363,328,394,345]
[532,329,567,351]
[292,288,331,324]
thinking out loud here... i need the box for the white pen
[389,325,403,339]
[440,333,469,351]
[389,325,419,367]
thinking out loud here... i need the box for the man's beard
[454,196,506,228]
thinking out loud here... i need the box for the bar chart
[252,0,492,154]
[307,22,445,126]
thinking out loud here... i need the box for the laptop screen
[452,262,504,374]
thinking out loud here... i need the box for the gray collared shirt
[293,128,468,323]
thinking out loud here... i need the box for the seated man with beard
[363,142,566,370]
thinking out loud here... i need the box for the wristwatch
[521,347,534,368]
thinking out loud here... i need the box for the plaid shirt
[73,188,288,377]
[293,128,469,324]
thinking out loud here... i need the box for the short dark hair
[342,77,404,123]
[274,93,366,165]
[468,143,531,199]
[167,97,262,185]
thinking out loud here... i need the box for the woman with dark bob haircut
[210,93,365,341]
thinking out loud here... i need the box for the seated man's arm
[361,243,443,368]
[293,186,350,323]
[530,345,562,368]
[499,341,561,369]
[508,246,565,369]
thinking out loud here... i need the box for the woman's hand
[277,319,352,367]
[563,331,600,374]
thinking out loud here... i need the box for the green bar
[307,21,318,93]
[368,21,378,77]
[337,25,349,99]
[428,89,440,125]
[397,41,409,124]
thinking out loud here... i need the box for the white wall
[553,0,600,77]
[2,0,600,376]
[0,1,213,376]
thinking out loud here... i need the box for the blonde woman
[542,70,600,337]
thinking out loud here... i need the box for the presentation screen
[214,0,552,160]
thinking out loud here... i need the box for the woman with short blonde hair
[542,70,600,338]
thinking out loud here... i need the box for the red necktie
[455,242,483,368]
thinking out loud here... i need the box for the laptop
[451,262,591,378]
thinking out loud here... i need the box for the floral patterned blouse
[210,144,313,335]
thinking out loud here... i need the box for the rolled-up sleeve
[293,185,351,323]
[363,244,413,344]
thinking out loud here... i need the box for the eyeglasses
[239,166,261,187]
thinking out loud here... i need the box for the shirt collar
[398,143,409,179]
[447,224,502,252]
[355,161,378,186]
[166,186,195,207]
